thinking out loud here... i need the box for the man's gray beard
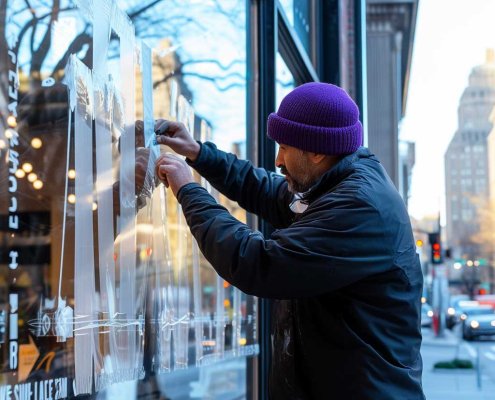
[287,175,318,194]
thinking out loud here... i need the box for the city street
[421,327,495,399]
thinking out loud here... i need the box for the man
[154,82,425,399]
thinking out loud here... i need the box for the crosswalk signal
[428,233,442,264]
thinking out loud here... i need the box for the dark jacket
[178,142,425,400]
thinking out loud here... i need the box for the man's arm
[176,182,397,299]
[155,120,294,228]
[189,141,294,228]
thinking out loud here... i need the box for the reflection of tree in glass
[0,0,246,93]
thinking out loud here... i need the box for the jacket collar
[299,147,375,205]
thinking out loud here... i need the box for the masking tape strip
[118,12,138,372]
[71,55,96,395]
[215,274,225,358]
[192,239,203,365]
[232,288,242,356]
[141,41,158,195]
[94,76,115,316]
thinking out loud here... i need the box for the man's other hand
[155,153,194,197]
[154,119,200,162]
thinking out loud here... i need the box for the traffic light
[445,248,452,259]
[428,232,442,264]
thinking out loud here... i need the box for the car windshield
[462,307,494,315]
[469,314,495,322]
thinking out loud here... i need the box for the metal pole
[477,345,482,390]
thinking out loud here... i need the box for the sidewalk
[421,328,495,400]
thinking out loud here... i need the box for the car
[475,294,495,308]
[458,304,494,322]
[446,300,493,329]
[446,295,470,328]
[421,303,433,327]
[445,294,470,329]
[463,313,495,341]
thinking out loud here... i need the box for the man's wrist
[187,141,201,162]
[177,182,202,203]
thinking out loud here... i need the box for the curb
[431,368,475,374]
[422,338,460,347]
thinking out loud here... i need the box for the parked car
[463,313,495,341]
[475,294,495,308]
[458,304,494,322]
[446,300,493,329]
[446,295,469,329]
[421,303,433,327]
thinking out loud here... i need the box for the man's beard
[280,165,317,194]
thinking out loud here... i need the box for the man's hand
[155,153,195,197]
[155,119,200,162]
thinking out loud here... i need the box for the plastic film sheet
[151,187,174,373]
[66,55,97,395]
[2,0,259,397]
[93,74,118,390]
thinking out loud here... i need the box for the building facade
[366,0,418,202]
[445,51,495,259]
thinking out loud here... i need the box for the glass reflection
[0,0,256,399]
[278,0,311,54]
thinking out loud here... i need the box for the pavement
[421,327,495,400]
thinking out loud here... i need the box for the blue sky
[401,0,495,221]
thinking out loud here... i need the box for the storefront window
[0,1,256,398]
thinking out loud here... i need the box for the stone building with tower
[445,50,495,259]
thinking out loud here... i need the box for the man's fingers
[155,153,174,168]
[156,134,173,145]
[154,119,170,135]
[156,153,181,165]
[158,164,176,184]
[155,120,181,136]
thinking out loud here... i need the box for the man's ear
[309,152,327,165]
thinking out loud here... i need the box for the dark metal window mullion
[310,0,323,76]
[354,0,368,145]
[247,1,277,399]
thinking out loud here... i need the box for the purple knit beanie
[267,82,362,155]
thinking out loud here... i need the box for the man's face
[275,144,318,193]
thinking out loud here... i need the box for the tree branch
[51,31,91,75]
[128,0,164,20]
[154,71,243,92]
[181,58,244,72]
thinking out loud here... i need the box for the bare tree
[1,0,246,94]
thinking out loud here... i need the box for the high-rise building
[445,50,495,259]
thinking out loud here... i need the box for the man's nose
[275,151,282,169]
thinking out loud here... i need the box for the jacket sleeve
[187,141,295,229]
[177,182,396,299]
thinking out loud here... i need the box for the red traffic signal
[428,232,442,264]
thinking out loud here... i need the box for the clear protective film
[0,0,257,398]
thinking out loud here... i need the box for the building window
[0,1,257,398]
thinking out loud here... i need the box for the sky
[400,0,495,222]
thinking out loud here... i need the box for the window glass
[274,52,295,171]
[278,0,311,54]
[0,1,257,399]
[276,52,296,109]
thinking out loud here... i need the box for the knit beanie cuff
[267,112,363,155]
